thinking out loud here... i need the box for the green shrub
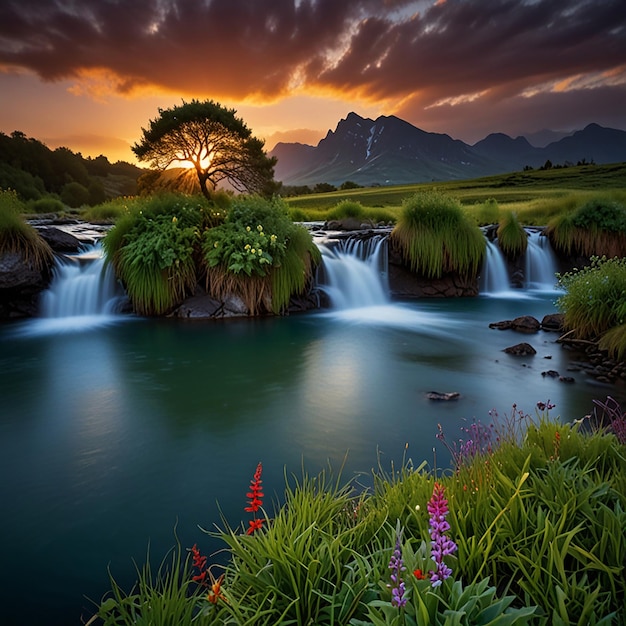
[470,197,501,226]
[27,197,65,214]
[327,199,367,220]
[547,197,626,258]
[203,196,320,314]
[557,256,626,358]
[103,194,204,315]
[497,210,528,259]
[0,189,53,271]
[391,191,485,278]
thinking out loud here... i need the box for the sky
[0,0,625,164]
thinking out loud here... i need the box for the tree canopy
[132,100,277,200]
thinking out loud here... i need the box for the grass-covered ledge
[101,193,320,316]
[88,401,626,626]
[390,191,486,281]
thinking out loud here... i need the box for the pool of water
[0,294,618,625]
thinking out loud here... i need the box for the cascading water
[524,230,559,291]
[41,243,123,317]
[480,239,510,295]
[13,243,128,336]
[316,235,389,309]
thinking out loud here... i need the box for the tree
[132,100,277,200]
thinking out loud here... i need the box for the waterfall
[480,240,510,295]
[316,236,389,309]
[524,230,559,290]
[41,244,123,318]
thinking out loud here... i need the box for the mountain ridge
[270,114,626,187]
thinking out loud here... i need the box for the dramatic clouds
[0,0,624,155]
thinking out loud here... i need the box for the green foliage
[132,99,277,200]
[210,466,376,626]
[103,194,203,315]
[327,199,367,220]
[93,542,203,626]
[203,196,320,314]
[0,189,54,271]
[469,197,501,226]
[27,197,65,214]
[497,211,528,259]
[391,191,486,278]
[61,181,90,207]
[0,131,142,203]
[90,404,626,625]
[556,256,626,358]
[547,196,626,258]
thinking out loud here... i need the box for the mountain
[269,114,626,187]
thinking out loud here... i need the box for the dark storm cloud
[0,0,624,113]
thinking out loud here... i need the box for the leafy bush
[327,199,367,220]
[103,194,204,315]
[557,256,626,359]
[203,196,320,314]
[497,210,528,259]
[26,197,65,214]
[391,191,486,278]
[0,189,54,271]
[547,197,626,258]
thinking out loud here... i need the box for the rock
[541,313,565,332]
[489,320,513,330]
[559,376,575,383]
[503,342,537,356]
[511,315,540,333]
[0,252,45,289]
[36,226,83,252]
[541,370,560,377]
[489,316,540,332]
[426,391,460,401]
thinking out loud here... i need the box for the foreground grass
[91,401,626,626]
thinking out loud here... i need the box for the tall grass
[0,189,54,271]
[89,400,626,625]
[390,191,486,278]
[497,210,528,259]
[547,196,626,258]
[557,256,626,358]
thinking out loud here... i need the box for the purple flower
[428,482,457,587]
[387,527,407,608]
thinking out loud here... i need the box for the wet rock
[541,313,565,332]
[559,376,575,383]
[541,370,560,378]
[489,316,540,333]
[504,342,537,356]
[36,226,82,252]
[426,391,460,401]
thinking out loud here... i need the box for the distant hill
[270,113,626,187]
[0,130,143,204]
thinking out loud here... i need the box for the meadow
[283,162,626,226]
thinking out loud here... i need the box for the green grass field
[285,162,626,225]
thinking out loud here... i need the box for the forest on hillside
[0,131,143,206]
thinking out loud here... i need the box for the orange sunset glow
[1,0,624,164]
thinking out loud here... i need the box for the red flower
[414,568,426,580]
[245,462,264,513]
[247,517,265,535]
[190,544,208,586]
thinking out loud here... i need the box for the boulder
[36,226,83,252]
[0,252,51,318]
[503,342,537,356]
[541,313,565,332]
[490,316,540,333]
